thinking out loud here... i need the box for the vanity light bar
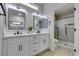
[21,3,38,11]
[12,22,21,25]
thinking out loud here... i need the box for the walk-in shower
[54,3,74,49]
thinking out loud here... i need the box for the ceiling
[34,3,46,6]
[35,3,74,16]
[11,3,74,17]
[55,3,74,16]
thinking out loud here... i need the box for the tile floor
[37,47,74,56]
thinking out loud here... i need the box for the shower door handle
[65,26,67,35]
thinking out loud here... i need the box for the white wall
[35,3,44,15]
[0,15,4,56]
[44,4,55,51]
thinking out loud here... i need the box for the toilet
[54,39,59,49]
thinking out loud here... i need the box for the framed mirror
[39,18,48,29]
[33,15,48,30]
[8,8,26,30]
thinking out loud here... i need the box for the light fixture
[21,3,38,11]
[12,22,21,25]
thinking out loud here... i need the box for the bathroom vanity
[2,33,49,56]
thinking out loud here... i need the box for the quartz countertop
[3,31,49,38]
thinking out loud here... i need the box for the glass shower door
[58,17,74,43]
[58,19,67,41]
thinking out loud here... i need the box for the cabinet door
[3,37,21,56]
[40,35,49,51]
[20,37,29,56]
[20,42,28,56]
[8,42,21,56]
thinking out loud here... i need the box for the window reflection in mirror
[33,15,39,30]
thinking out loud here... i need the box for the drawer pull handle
[33,42,38,45]
[33,37,37,38]
[33,49,38,52]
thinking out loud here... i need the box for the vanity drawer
[29,36,39,41]
[30,46,39,55]
[42,34,49,38]
[30,39,39,43]
[30,41,39,46]
[7,37,21,44]
[30,39,39,48]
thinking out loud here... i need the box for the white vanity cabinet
[3,36,29,56]
[40,34,49,52]
[2,33,49,56]
[29,34,49,55]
